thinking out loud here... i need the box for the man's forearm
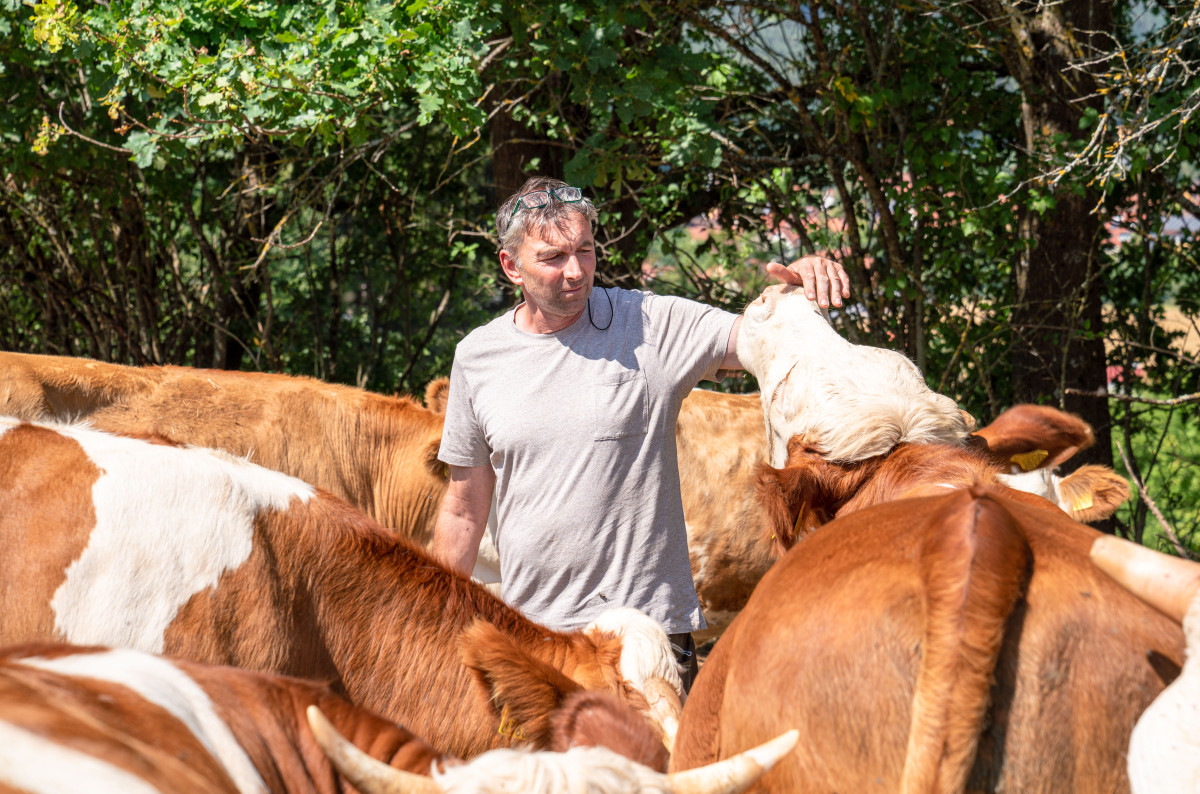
[432,509,484,576]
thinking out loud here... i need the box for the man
[433,177,849,689]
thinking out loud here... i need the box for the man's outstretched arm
[432,464,496,576]
[721,254,850,371]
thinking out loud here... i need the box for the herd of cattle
[0,284,1195,792]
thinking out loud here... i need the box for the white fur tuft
[433,745,671,794]
[584,607,683,697]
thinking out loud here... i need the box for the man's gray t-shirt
[438,287,737,633]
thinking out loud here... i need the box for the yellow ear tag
[1072,492,1094,513]
[1011,449,1049,472]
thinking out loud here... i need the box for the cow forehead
[44,422,312,654]
[20,649,267,794]
[0,719,165,794]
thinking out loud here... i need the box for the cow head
[459,608,684,754]
[307,704,800,794]
[737,284,968,468]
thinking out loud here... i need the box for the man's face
[502,212,597,323]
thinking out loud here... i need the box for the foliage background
[2,0,1197,551]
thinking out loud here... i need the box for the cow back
[0,352,449,544]
[673,487,1183,793]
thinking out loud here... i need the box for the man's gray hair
[496,177,598,262]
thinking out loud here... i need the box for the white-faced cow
[307,703,797,794]
[0,417,683,759]
[0,644,785,794]
[1090,535,1200,794]
[671,487,1184,793]
[0,351,449,546]
[678,386,1127,640]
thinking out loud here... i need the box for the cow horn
[1090,535,1200,624]
[666,729,799,794]
[306,705,441,794]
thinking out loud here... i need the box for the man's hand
[765,255,851,309]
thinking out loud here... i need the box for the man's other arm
[720,255,850,371]
[432,464,496,576]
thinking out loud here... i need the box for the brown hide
[0,644,444,794]
[676,389,774,642]
[671,488,1184,793]
[550,691,671,773]
[678,393,1125,643]
[0,352,448,546]
[0,422,664,761]
[756,442,1092,555]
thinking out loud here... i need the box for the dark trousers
[668,632,698,694]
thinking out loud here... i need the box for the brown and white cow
[0,643,446,794]
[671,487,1185,792]
[1090,536,1200,794]
[0,351,449,546]
[0,417,683,760]
[0,644,778,794]
[678,387,1127,639]
[736,283,1128,547]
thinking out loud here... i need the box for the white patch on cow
[434,745,670,794]
[997,469,1064,509]
[45,421,313,652]
[20,649,268,794]
[1127,591,1200,794]
[585,607,683,694]
[0,416,15,439]
[736,285,968,466]
[0,719,165,794]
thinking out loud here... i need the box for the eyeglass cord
[587,287,613,331]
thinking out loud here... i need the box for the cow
[0,351,449,546]
[969,402,1130,523]
[1089,535,1200,794]
[0,643,447,794]
[734,283,1128,546]
[0,417,683,759]
[670,486,1185,792]
[678,386,1127,640]
[0,644,776,794]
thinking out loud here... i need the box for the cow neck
[337,394,443,542]
[290,496,582,757]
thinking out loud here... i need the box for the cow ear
[973,404,1095,470]
[424,377,450,414]
[755,462,827,555]
[1058,464,1131,522]
[460,620,582,748]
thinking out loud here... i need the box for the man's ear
[499,250,523,286]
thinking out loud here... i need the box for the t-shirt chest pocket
[592,370,649,441]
